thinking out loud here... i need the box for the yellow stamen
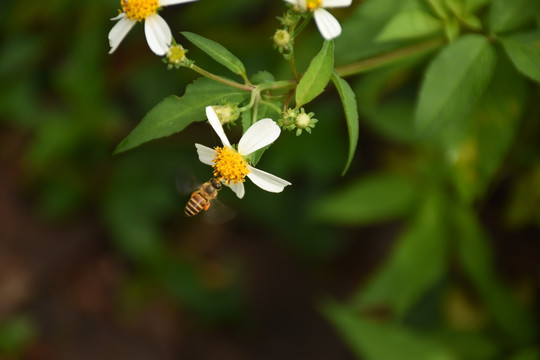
[121,0,159,22]
[306,0,323,11]
[212,146,250,185]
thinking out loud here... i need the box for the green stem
[289,48,299,80]
[292,15,311,38]
[188,64,254,91]
[335,37,446,78]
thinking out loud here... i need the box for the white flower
[284,0,352,40]
[108,0,197,56]
[195,106,291,199]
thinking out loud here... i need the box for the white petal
[144,14,172,56]
[322,0,352,8]
[314,8,342,40]
[195,144,215,166]
[108,15,136,54]
[237,119,281,156]
[229,182,245,199]
[247,165,291,193]
[159,0,198,6]
[111,13,126,21]
[205,106,231,148]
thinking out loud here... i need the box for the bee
[185,178,222,217]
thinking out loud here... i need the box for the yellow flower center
[306,0,323,11]
[121,0,159,22]
[212,146,250,185]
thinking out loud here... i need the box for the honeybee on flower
[195,107,291,199]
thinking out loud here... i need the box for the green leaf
[415,35,496,137]
[351,192,448,317]
[296,40,334,108]
[331,70,359,176]
[453,205,536,343]
[182,32,247,78]
[114,78,249,153]
[311,173,417,225]
[464,0,491,12]
[322,302,457,360]
[489,0,540,34]
[443,53,527,202]
[377,9,443,42]
[500,30,540,82]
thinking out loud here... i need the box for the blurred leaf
[331,70,359,175]
[354,58,424,143]
[500,30,540,82]
[336,0,426,64]
[322,302,457,360]
[444,53,527,202]
[453,205,537,343]
[415,35,496,136]
[431,330,499,360]
[351,192,448,318]
[296,40,334,108]
[489,0,540,34]
[377,9,443,42]
[182,31,247,78]
[464,0,492,12]
[114,77,249,153]
[312,173,417,226]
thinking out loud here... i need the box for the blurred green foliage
[1,0,540,359]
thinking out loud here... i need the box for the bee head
[210,178,222,190]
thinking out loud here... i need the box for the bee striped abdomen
[185,192,207,216]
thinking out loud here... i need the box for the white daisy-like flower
[284,0,352,40]
[195,106,291,199]
[108,0,197,56]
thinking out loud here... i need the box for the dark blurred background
[1,0,539,359]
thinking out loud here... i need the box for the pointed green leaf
[311,173,417,225]
[453,205,536,342]
[500,30,540,82]
[331,70,359,175]
[322,302,457,360]
[489,0,540,34]
[296,40,334,108]
[377,10,443,42]
[114,78,249,153]
[351,192,448,317]
[415,35,496,137]
[182,32,247,78]
[444,54,527,202]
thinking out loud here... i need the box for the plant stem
[335,37,446,78]
[189,64,254,91]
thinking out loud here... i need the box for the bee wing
[175,166,202,196]
[202,196,237,225]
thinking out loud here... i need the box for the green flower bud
[212,104,240,125]
[273,29,292,48]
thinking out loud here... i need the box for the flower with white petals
[195,106,291,199]
[284,0,352,40]
[108,0,197,56]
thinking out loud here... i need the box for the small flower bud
[212,104,240,125]
[294,108,318,136]
[273,29,292,48]
[166,44,187,65]
[278,108,297,129]
[295,112,311,129]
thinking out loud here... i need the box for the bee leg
[203,203,211,211]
